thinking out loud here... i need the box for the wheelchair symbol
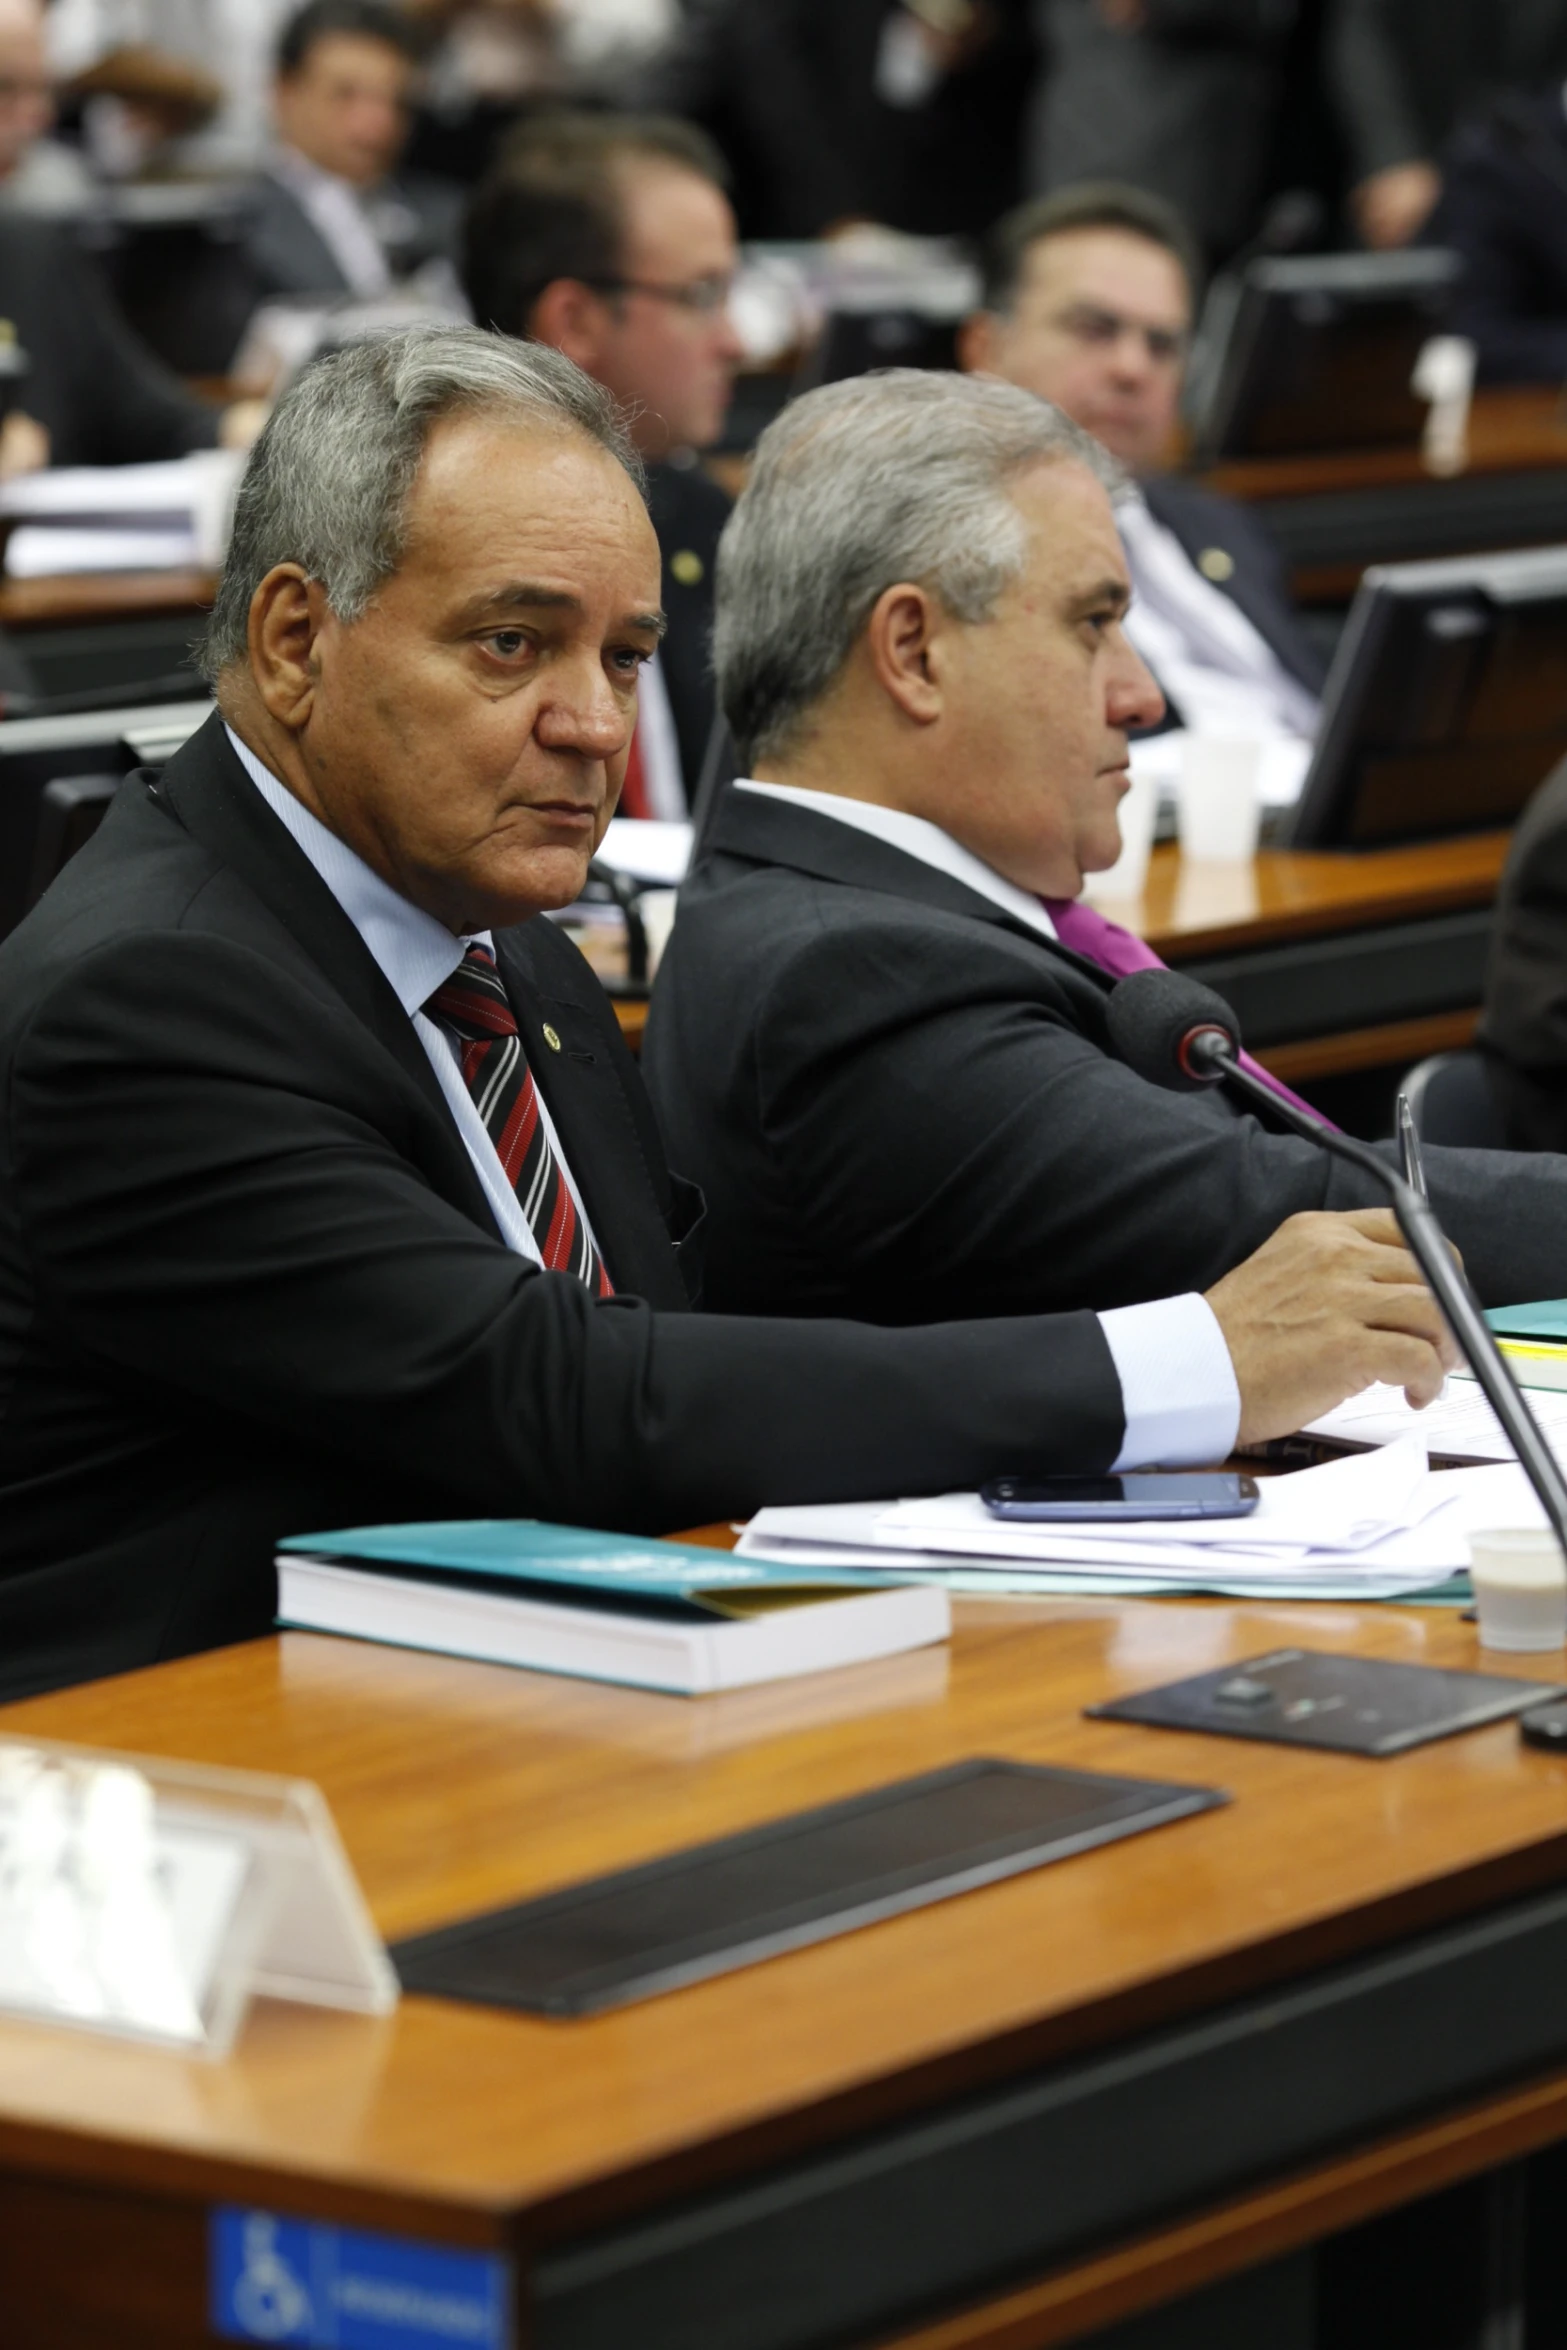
[231,2212,312,2342]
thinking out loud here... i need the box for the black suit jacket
[1479,753,1567,1148]
[1139,476,1328,715]
[235,165,462,304]
[643,787,1567,1321]
[1429,92,1567,385]
[0,216,217,466]
[0,716,1129,1702]
[645,458,730,800]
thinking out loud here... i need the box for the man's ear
[865,581,945,727]
[248,564,324,733]
[529,279,613,375]
[957,310,999,375]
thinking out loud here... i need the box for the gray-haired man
[0,327,1453,1700]
[643,367,1567,1330]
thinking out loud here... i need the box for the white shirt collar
[224,725,485,1014]
[732,777,1059,939]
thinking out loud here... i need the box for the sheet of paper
[1305,1379,1567,1464]
[5,525,198,576]
[594,818,692,886]
[1128,728,1313,810]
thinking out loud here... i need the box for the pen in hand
[1397,1092,1429,1204]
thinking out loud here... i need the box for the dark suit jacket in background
[0,715,1130,1703]
[1429,91,1567,385]
[644,787,1567,1323]
[645,457,730,797]
[0,215,217,466]
[234,164,461,305]
[1139,475,1329,720]
[1479,753,1567,1149]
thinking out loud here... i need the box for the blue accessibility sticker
[210,2208,509,2349]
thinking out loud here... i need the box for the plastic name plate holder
[0,1735,398,2058]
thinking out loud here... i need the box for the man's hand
[1205,1208,1458,1446]
[1353,162,1441,250]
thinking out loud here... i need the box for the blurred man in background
[239,0,459,303]
[464,110,743,812]
[961,181,1325,742]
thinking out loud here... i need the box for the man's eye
[610,647,653,677]
[485,630,529,658]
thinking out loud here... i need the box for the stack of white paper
[741,1434,1522,1601]
[1305,1380,1567,1464]
[0,450,244,577]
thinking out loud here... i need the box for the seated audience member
[0,0,94,213]
[642,369,1567,1326]
[464,111,742,813]
[960,185,1325,747]
[239,0,459,304]
[1479,755,1567,1150]
[0,325,1453,1702]
[0,211,254,466]
[1430,89,1567,384]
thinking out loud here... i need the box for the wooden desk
[5,1596,1567,2349]
[1093,831,1510,1085]
[1196,389,1567,603]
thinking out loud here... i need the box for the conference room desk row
[614,832,1511,1107]
[6,1577,1567,2350]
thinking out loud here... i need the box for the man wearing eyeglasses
[463,113,744,818]
[959,182,1326,747]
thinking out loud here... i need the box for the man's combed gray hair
[200,324,641,679]
[714,369,1122,766]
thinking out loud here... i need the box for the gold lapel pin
[1198,546,1235,583]
[541,1023,562,1052]
[670,548,704,587]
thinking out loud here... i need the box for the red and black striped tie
[424,944,613,1296]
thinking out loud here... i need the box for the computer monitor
[1191,248,1462,464]
[1282,546,1567,849]
[0,698,206,937]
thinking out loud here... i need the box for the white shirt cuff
[1100,1294,1241,1469]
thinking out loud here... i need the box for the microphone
[1107,968,1567,1554]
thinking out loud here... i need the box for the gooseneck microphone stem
[1199,1038,1567,1555]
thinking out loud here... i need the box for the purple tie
[1044,895,1334,1130]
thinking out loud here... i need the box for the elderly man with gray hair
[644,366,1567,1332]
[0,326,1460,1700]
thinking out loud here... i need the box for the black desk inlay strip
[1179,907,1494,1046]
[390,1759,1225,2018]
[531,1880,1567,2350]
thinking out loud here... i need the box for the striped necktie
[424,944,613,1295]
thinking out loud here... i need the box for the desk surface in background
[6,1594,1567,2348]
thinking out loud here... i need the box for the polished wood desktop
[4,1589,1567,2348]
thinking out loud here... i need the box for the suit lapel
[491,923,693,1309]
[155,714,505,1241]
[706,788,1118,997]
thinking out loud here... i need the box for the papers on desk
[1305,1378,1567,1465]
[1128,728,1314,814]
[0,450,244,576]
[594,817,693,887]
[741,1435,1504,1600]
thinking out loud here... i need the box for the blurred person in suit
[1028,0,1297,265]
[642,368,1567,1327]
[238,0,460,303]
[464,110,744,812]
[960,182,1325,744]
[1328,0,1567,250]
[1479,755,1567,1150]
[1428,81,1567,382]
[0,323,1446,1699]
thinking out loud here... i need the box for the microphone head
[1105,967,1243,1092]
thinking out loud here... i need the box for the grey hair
[200,324,641,680]
[714,369,1123,767]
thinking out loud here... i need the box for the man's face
[0,5,52,183]
[274,32,413,187]
[571,161,742,457]
[910,457,1164,896]
[289,415,663,932]
[970,228,1191,474]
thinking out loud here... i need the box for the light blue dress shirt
[225,727,600,1271]
[734,779,1242,1469]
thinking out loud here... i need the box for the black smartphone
[981,1471,1260,1522]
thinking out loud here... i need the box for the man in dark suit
[1479,754,1567,1150]
[237,0,458,306]
[0,325,1455,1703]
[960,183,1326,742]
[643,367,1567,1327]
[463,112,744,812]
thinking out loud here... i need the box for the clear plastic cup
[1178,738,1262,862]
[1468,1529,1567,1652]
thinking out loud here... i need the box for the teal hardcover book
[1486,1301,1567,1344]
[274,1520,949,1695]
